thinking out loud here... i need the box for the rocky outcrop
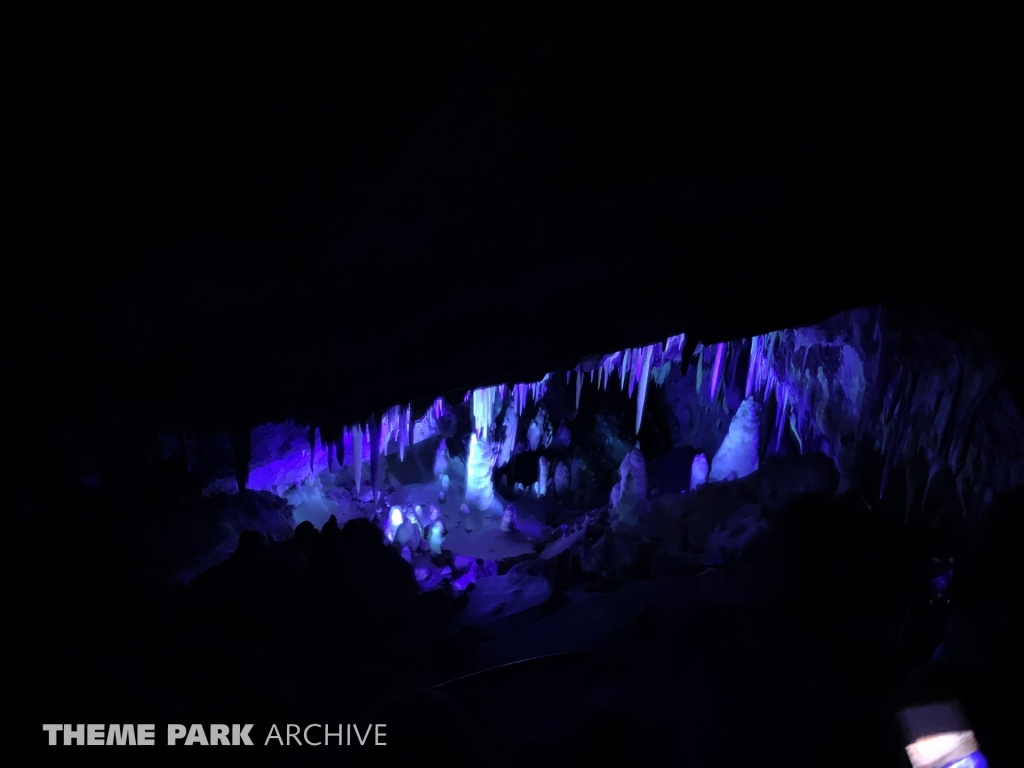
[662,305,1024,523]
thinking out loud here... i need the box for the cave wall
[661,305,1024,523]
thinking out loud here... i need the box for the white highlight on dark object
[899,702,987,768]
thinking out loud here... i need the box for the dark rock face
[141,489,295,585]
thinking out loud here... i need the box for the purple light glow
[710,342,725,399]
[247,422,331,493]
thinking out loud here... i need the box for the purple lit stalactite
[635,345,653,433]
[745,336,759,398]
[399,405,410,461]
[628,350,638,398]
[351,425,363,494]
[368,414,380,502]
[710,342,725,400]
[472,386,500,439]
[774,386,790,452]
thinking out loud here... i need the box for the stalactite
[351,425,363,495]
[472,386,500,439]
[368,414,380,502]
[745,336,759,398]
[635,345,653,433]
[399,405,410,461]
[628,349,640,399]
[710,342,725,399]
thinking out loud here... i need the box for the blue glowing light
[942,751,988,768]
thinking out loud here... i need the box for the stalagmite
[386,506,403,542]
[536,456,549,496]
[689,453,708,490]
[396,521,415,547]
[554,461,569,494]
[501,504,518,532]
[465,432,497,511]
[610,443,648,528]
[434,441,449,477]
[709,397,761,482]
[429,521,445,554]
[576,368,583,410]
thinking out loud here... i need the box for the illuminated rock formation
[709,397,761,482]
[690,453,708,490]
[465,433,497,511]
[610,443,648,528]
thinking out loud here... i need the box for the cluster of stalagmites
[386,504,446,555]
